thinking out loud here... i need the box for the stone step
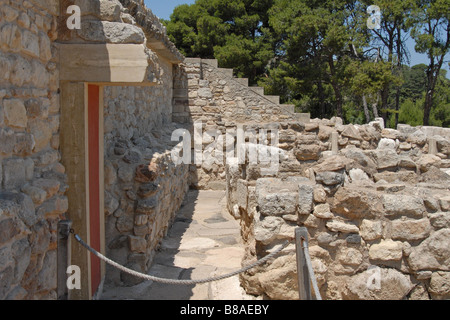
[280,104,295,113]
[235,78,249,86]
[184,57,202,64]
[264,95,280,104]
[249,86,265,95]
[295,113,311,123]
[201,59,218,68]
[217,68,234,78]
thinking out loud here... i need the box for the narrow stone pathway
[101,190,255,300]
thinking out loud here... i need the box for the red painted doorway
[87,84,102,297]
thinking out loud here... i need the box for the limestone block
[10,56,31,86]
[359,220,383,241]
[0,191,36,227]
[254,215,283,245]
[428,212,450,229]
[21,29,40,58]
[0,54,11,81]
[341,125,362,140]
[21,184,47,206]
[258,192,297,216]
[36,196,68,216]
[315,171,344,186]
[2,158,26,190]
[370,148,399,170]
[0,128,16,154]
[30,60,49,88]
[313,185,327,203]
[27,118,52,152]
[294,144,321,161]
[116,214,134,233]
[0,267,14,299]
[326,218,359,233]
[439,196,450,212]
[298,183,314,215]
[32,179,60,200]
[313,203,333,219]
[391,218,432,241]
[332,187,383,219]
[429,271,450,297]
[1,6,19,22]
[3,99,27,128]
[136,198,157,215]
[337,247,363,266]
[104,191,119,216]
[382,194,425,218]
[99,0,122,22]
[38,31,51,62]
[24,98,48,119]
[0,24,22,52]
[36,250,57,291]
[11,238,31,283]
[407,228,450,271]
[343,268,413,300]
[417,154,441,173]
[348,168,371,184]
[369,239,403,261]
[77,21,145,44]
[377,138,396,149]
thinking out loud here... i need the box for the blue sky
[145,0,449,76]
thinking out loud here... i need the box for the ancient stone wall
[0,0,66,299]
[0,0,189,298]
[173,58,310,190]
[102,71,190,287]
[226,118,450,300]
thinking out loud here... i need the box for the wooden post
[57,220,72,300]
[295,227,311,300]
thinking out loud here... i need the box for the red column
[87,84,101,296]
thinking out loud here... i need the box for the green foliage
[164,0,449,127]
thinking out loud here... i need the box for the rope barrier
[73,232,292,286]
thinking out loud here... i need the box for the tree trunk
[362,95,371,123]
[372,93,379,119]
[423,90,432,126]
[328,54,343,119]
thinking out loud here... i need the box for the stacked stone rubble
[226,118,450,300]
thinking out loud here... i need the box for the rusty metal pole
[295,227,311,300]
[57,220,72,300]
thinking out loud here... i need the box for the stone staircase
[182,58,310,124]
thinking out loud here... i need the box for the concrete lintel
[60,43,156,84]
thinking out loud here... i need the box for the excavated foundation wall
[226,119,450,300]
[173,58,450,299]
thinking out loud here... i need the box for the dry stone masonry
[225,118,450,300]
[0,0,449,300]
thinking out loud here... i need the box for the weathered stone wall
[0,0,67,299]
[173,58,310,190]
[102,60,190,287]
[1,0,189,298]
[226,118,450,300]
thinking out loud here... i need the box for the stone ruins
[0,0,449,300]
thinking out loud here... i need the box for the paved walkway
[101,190,255,300]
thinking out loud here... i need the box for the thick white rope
[302,241,322,300]
[74,233,292,286]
